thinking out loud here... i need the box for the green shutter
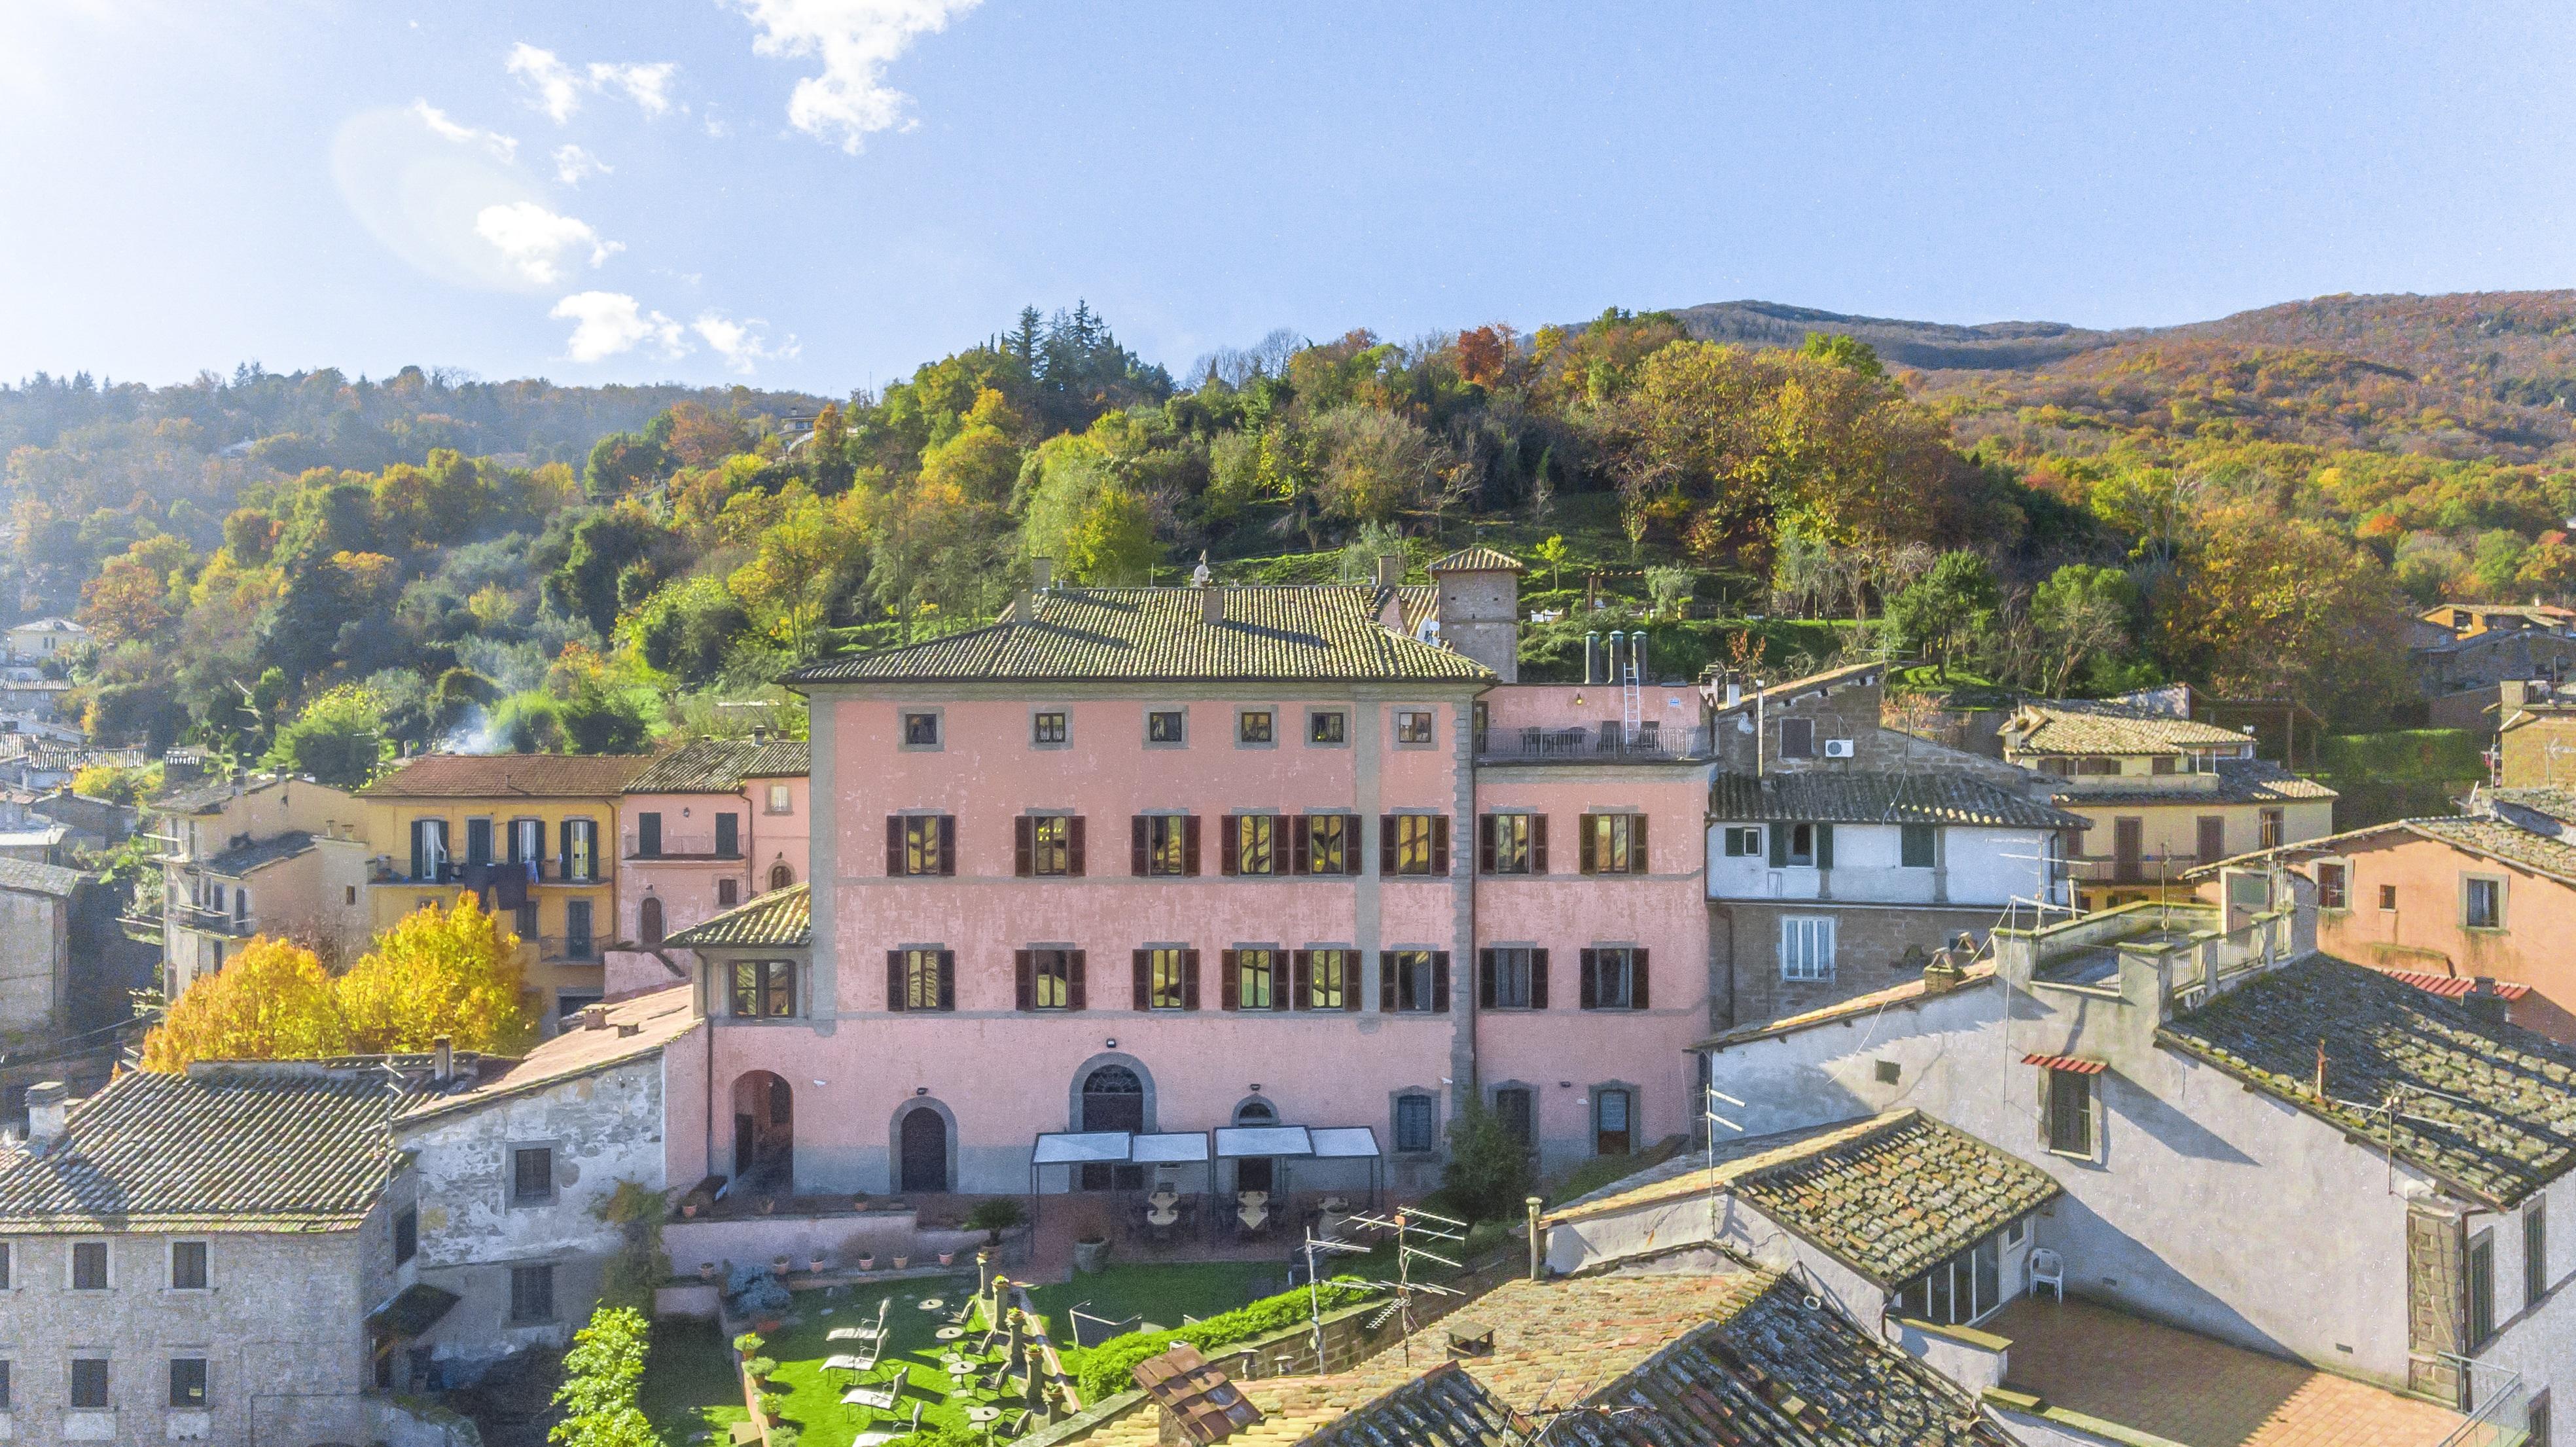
[1768,825,1787,868]
[1816,823,1834,870]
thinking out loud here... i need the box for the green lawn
[1023,1261,1283,1346]
[642,1283,1011,1447]
[641,1319,750,1444]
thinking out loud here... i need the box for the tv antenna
[1339,1206,1469,1365]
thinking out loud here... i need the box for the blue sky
[3,1,2572,393]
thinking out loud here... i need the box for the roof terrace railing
[1475,723,1713,763]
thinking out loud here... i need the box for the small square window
[2379,884,2399,911]
[72,1240,107,1290]
[2316,861,2348,910]
[1721,826,1761,857]
[1147,710,1187,745]
[510,1263,556,1324]
[1874,1059,1901,1085]
[395,1207,418,1265]
[2005,1218,2027,1247]
[1900,824,1936,868]
[902,711,940,747]
[717,878,740,908]
[170,1357,207,1408]
[2467,876,2504,930]
[1033,711,1067,746]
[170,1240,207,1291]
[1308,711,1348,745]
[1778,717,1816,759]
[765,783,793,813]
[1395,709,1435,745]
[510,1145,556,1206]
[71,1357,109,1410]
[1238,710,1274,745]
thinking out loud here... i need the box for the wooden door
[2113,817,2144,883]
[899,1106,947,1193]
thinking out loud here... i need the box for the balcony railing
[1475,723,1713,763]
[532,935,601,963]
[168,904,256,938]
[371,859,603,887]
[622,832,743,860]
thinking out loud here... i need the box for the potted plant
[857,1250,877,1271]
[892,1253,910,1270]
[938,1248,957,1267]
[852,1192,870,1211]
[1071,1209,1112,1274]
[698,1261,717,1281]
[759,1196,778,1215]
[966,1198,1026,1245]
[734,1331,766,1362]
[810,1251,829,1274]
[772,1253,792,1277]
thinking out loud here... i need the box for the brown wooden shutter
[937,814,957,876]
[1477,949,1496,1008]
[1068,951,1086,1011]
[1131,815,1149,876]
[1577,815,1598,874]
[1014,816,1033,877]
[1290,816,1310,876]
[1532,815,1549,874]
[1632,814,1649,874]
[1219,950,1240,1010]
[1014,950,1035,1011]
[1632,948,1649,1009]
[1430,952,1450,1012]
[1478,815,1496,874]
[1069,816,1086,876]
[1182,949,1202,1010]
[1379,815,1397,874]
[1292,950,1312,1011]
[1183,815,1202,876]
[886,816,904,876]
[1379,952,1396,1012]
[1530,948,1550,1009]
[1219,815,1238,876]
[887,950,906,1012]
[1431,817,1450,876]
[1343,955,1361,1011]
[1132,950,1151,1010]
[938,951,956,1010]
[1348,817,1366,876]
[1579,948,1599,1009]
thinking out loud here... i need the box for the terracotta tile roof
[2158,956,2576,1208]
[2378,970,2532,1001]
[782,586,1494,686]
[1548,1111,2059,1288]
[2007,701,2254,755]
[199,831,315,878]
[1709,770,2083,829]
[2050,759,2338,805]
[1427,546,1524,573]
[0,1062,426,1231]
[2490,786,2576,827]
[395,987,698,1128]
[2407,814,2576,885]
[624,738,811,793]
[664,882,810,949]
[0,854,84,897]
[353,752,654,799]
[1697,965,1995,1050]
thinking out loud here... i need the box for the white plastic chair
[2028,1247,2065,1301]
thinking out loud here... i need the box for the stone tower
[1427,546,1523,682]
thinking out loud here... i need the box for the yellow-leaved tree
[140,937,349,1072]
[338,892,537,1056]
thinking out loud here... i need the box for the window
[891,814,956,876]
[515,901,539,940]
[716,878,739,908]
[2074,756,2120,776]
[0,1240,9,1289]
[2469,1229,2496,1349]
[561,819,598,882]
[1225,814,1279,876]
[1020,814,1079,877]
[1134,813,1198,876]
[1893,1230,2007,1327]
[1778,717,1816,759]
[346,884,357,906]
[639,896,664,944]
[1480,947,1546,1009]
[565,900,594,959]
[2151,755,2177,776]
[2196,816,2227,863]
[1394,1094,1437,1152]
[1238,710,1274,745]
[2530,1199,2550,1308]
[2316,861,2349,910]
[70,1358,109,1410]
[890,948,956,1011]
[1578,814,1648,874]
[1768,821,1831,868]
[510,1263,557,1324]
[732,959,797,1018]
[511,1146,556,1206]
[1395,709,1435,745]
[766,783,793,813]
[769,863,794,891]
[1481,813,1543,874]
[1594,1088,1634,1154]
[2380,884,2399,912]
[0,1359,9,1409]
[410,817,450,881]
[2259,808,2285,850]
[1494,1086,1533,1149]
[394,1207,418,1266]
[2005,1217,2026,1247]
[2466,876,2504,929]
[1146,709,1186,745]
[170,1241,207,1291]
[2531,1390,2552,1447]
[1226,948,1280,1010]
[1580,948,1647,1009]
[1780,917,1836,982]
[1384,814,1446,876]
[72,1240,107,1290]
[715,813,740,858]
[1381,950,1447,1012]
[169,1358,207,1408]
[1720,826,1761,857]
[635,811,663,858]
[1308,710,1348,745]
[467,817,494,865]
[1033,711,1067,745]
[1139,948,1196,1010]
[2045,1068,2095,1157]
[1901,824,1937,869]
[1297,813,1359,876]
[1303,949,1355,1010]
[1018,948,1082,1011]
[902,711,940,747]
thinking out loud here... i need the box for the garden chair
[2028,1247,2066,1301]
[831,1297,893,1348]
[840,1372,903,1413]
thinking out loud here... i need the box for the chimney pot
[1032,557,1054,591]
[24,1080,68,1149]
[581,1004,611,1031]
[1374,554,1404,589]
[431,1035,454,1083]
[1203,584,1224,628]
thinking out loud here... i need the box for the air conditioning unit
[1823,738,1855,759]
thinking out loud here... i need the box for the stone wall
[1717,900,1999,1029]
[2406,1200,2467,1403]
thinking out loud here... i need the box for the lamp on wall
[1249,1084,1262,1094]
[1105,1037,1118,1049]
[915,1086,928,1096]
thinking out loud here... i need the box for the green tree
[1530,534,1569,592]
[1798,332,1885,379]
[1440,1099,1533,1222]
[2030,564,2139,696]
[1020,447,1162,584]
[550,1306,663,1447]
[582,433,670,501]
[1884,550,1998,677]
[262,685,387,787]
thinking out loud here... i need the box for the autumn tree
[337,891,535,1055]
[2156,504,2415,724]
[80,553,177,645]
[141,937,349,1072]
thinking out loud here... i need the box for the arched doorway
[899,1105,948,1193]
[1080,1064,1144,1190]
[639,896,664,944]
[1232,1097,1278,1194]
[732,1071,793,1189]
[768,861,795,891]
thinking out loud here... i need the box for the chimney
[1032,557,1054,592]
[24,1080,68,1151]
[2465,977,2511,1027]
[1584,632,1600,685]
[1374,554,1404,589]
[1203,584,1225,628]
[750,724,770,745]
[581,1004,611,1031]
[431,1035,454,1084]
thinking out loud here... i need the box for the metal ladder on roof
[1618,635,1642,748]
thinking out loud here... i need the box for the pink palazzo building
[665,550,1715,1202]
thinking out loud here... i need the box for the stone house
[2412,607,2576,730]
[0,857,88,1043]
[388,987,702,1380]
[0,1060,444,1447]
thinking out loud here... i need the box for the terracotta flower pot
[939,1250,956,1266]
[772,1255,791,1277]
[857,1253,877,1271]
[893,1255,910,1270]
[682,1202,700,1218]
[810,1256,829,1274]
[698,1262,717,1280]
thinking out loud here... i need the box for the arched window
[768,862,795,891]
[639,896,664,944]
[1234,1097,1276,1124]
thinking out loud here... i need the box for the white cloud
[588,60,677,116]
[410,99,517,161]
[475,202,619,284]
[505,43,583,122]
[553,144,612,186]
[552,292,688,363]
[692,312,800,374]
[509,42,680,122]
[724,0,980,152]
